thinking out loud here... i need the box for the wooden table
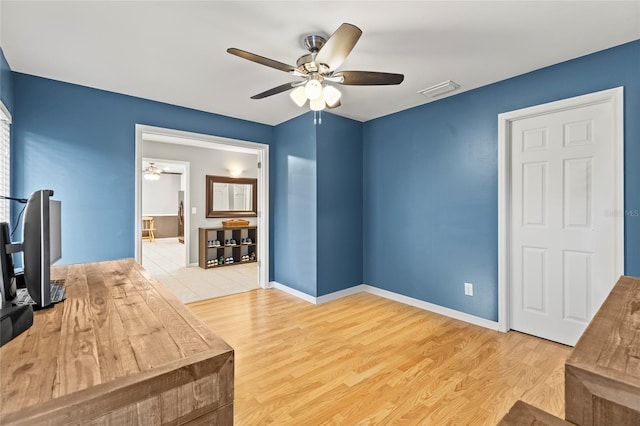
[565,275,640,425]
[0,259,234,425]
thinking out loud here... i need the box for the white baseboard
[271,281,318,304]
[360,285,500,331]
[269,281,500,331]
[316,284,368,304]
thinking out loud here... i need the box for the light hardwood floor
[188,289,571,425]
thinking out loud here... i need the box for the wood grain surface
[188,289,571,425]
[565,275,640,426]
[498,400,573,425]
[0,258,234,425]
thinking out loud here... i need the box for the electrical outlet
[464,282,474,296]
[191,207,197,215]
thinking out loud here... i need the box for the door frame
[141,156,190,267]
[497,87,624,333]
[134,124,270,289]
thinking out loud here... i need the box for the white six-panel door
[507,91,622,346]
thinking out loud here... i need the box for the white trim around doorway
[497,87,624,333]
[134,124,270,290]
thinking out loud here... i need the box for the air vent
[418,80,460,98]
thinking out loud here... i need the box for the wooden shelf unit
[199,226,257,269]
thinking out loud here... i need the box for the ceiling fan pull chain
[313,111,322,125]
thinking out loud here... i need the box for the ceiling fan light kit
[227,22,404,122]
[288,79,342,111]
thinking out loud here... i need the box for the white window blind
[0,101,11,224]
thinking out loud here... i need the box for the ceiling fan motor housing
[303,34,326,52]
[298,34,328,73]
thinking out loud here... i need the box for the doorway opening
[134,125,270,302]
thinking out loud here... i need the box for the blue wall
[317,113,363,296]
[12,73,273,266]
[363,39,640,321]
[0,47,13,115]
[9,39,639,318]
[273,113,317,295]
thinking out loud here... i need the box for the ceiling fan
[227,23,404,112]
[143,162,181,181]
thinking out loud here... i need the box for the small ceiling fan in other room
[227,23,404,115]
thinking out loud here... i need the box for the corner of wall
[315,113,364,296]
[272,112,318,296]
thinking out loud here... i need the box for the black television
[21,189,62,308]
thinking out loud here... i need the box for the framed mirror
[206,175,257,218]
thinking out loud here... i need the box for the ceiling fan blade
[227,48,298,73]
[338,71,404,86]
[250,82,296,99]
[315,23,362,71]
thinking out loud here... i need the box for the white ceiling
[1,1,638,125]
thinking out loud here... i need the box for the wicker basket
[222,219,250,228]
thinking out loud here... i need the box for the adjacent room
[140,138,260,303]
[0,1,638,425]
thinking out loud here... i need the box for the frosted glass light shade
[309,97,326,111]
[322,85,341,107]
[289,86,307,107]
[305,79,323,100]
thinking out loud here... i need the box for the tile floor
[141,238,258,303]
